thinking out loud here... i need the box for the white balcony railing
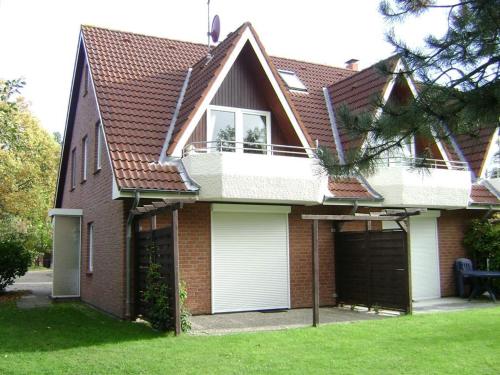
[378,157,469,171]
[183,141,316,158]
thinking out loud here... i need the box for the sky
[0,0,449,135]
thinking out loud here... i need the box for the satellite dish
[210,15,220,43]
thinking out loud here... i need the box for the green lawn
[0,302,499,375]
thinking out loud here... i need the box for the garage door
[211,204,290,313]
[410,214,441,301]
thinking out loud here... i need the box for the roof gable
[166,23,315,157]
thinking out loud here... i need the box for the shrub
[0,239,31,292]
[463,219,500,270]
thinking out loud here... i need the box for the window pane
[211,110,235,151]
[243,113,267,154]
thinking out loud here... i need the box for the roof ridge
[329,55,400,88]
[271,54,355,72]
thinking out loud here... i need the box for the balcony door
[208,106,271,154]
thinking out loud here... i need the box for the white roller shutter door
[410,215,441,301]
[211,205,290,313]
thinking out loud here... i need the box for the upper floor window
[277,69,307,92]
[81,136,88,182]
[208,106,271,154]
[95,122,102,171]
[71,147,76,190]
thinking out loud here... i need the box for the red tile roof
[327,59,394,153]
[81,24,358,192]
[469,183,500,205]
[455,128,496,178]
[328,177,381,200]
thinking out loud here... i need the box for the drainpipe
[125,190,140,319]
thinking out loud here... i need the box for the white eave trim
[49,208,83,217]
[211,203,291,214]
[171,26,313,158]
[479,127,499,179]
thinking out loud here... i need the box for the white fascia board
[479,127,499,178]
[117,190,198,200]
[54,33,83,208]
[171,27,313,158]
[49,208,83,217]
[212,203,291,214]
[81,37,121,199]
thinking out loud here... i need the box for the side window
[71,148,76,190]
[81,136,88,182]
[83,64,89,97]
[95,122,102,172]
[88,222,94,273]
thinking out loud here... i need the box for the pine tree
[320,0,499,176]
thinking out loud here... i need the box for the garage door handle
[395,268,405,271]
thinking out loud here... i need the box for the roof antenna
[206,0,220,62]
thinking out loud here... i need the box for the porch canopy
[48,208,83,299]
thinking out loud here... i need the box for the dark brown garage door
[335,230,410,313]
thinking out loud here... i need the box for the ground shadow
[0,301,165,353]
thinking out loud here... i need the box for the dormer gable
[163,23,314,158]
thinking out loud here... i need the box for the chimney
[345,58,359,71]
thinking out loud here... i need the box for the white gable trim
[171,27,313,158]
[480,127,499,178]
[362,59,453,163]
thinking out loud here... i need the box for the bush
[0,239,31,292]
[463,219,500,270]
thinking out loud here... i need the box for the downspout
[125,190,140,319]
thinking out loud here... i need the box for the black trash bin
[454,258,473,298]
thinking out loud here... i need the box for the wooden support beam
[172,209,181,335]
[312,219,319,327]
[302,214,405,221]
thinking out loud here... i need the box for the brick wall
[177,203,212,315]
[60,62,127,318]
[437,209,481,297]
[175,203,361,315]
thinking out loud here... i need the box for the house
[49,23,500,319]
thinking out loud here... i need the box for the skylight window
[277,69,307,91]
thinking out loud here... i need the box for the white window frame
[88,222,94,273]
[82,136,88,182]
[207,105,272,154]
[95,122,102,171]
[277,69,307,92]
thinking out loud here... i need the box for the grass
[0,302,499,374]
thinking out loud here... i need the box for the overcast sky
[0,0,448,135]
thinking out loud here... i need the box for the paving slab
[190,307,391,335]
[6,270,52,309]
[413,297,498,314]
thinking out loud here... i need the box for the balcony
[365,157,472,208]
[182,141,328,204]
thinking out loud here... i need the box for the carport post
[312,219,319,327]
[172,208,181,335]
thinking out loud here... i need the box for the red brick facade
[437,209,481,297]
[57,64,483,317]
[60,63,127,318]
